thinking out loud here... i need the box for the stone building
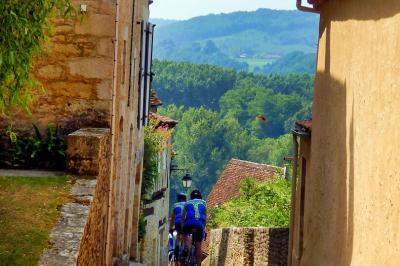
[290,0,400,265]
[139,112,177,266]
[0,0,155,265]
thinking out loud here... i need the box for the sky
[150,0,297,20]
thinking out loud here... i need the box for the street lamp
[182,173,192,191]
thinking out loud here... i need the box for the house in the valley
[289,0,400,265]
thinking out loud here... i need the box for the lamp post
[182,173,192,193]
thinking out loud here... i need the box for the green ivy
[138,212,147,241]
[142,122,163,198]
[0,0,74,115]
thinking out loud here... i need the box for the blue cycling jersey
[173,202,185,224]
[184,199,207,226]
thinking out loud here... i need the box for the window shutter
[143,22,155,126]
[138,21,147,128]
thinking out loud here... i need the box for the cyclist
[168,230,177,265]
[170,193,187,263]
[182,190,207,265]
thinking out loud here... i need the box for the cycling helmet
[177,193,187,202]
[190,190,202,200]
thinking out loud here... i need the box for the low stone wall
[40,128,111,265]
[207,227,288,266]
[71,129,111,266]
[40,179,97,266]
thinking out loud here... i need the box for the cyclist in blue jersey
[182,190,207,265]
[170,193,187,263]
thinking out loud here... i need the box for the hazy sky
[150,0,297,20]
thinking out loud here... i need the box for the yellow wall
[299,0,400,265]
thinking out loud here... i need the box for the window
[137,21,155,128]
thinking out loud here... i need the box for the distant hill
[153,9,319,71]
[150,18,178,27]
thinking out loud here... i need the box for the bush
[208,177,291,229]
[0,124,66,170]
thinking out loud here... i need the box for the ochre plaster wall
[300,0,400,265]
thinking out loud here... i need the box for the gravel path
[0,169,66,177]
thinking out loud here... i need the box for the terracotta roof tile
[296,119,312,132]
[206,159,284,209]
[149,112,178,129]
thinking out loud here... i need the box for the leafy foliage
[142,122,163,198]
[208,177,291,228]
[152,60,236,110]
[0,124,67,170]
[161,105,293,198]
[155,61,310,199]
[0,0,74,115]
[138,212,147,241]
[153,9,319,71]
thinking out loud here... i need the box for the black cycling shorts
[183,223,204,242]
[175,223,183,234]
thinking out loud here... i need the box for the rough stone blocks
[67,128,110,176]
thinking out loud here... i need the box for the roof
[308,0,326,7]
[296,119,312,132]
[149,112,178,129]
[206,159,284,209]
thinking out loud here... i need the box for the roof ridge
[229,158,284,171]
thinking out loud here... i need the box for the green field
[0,176,71,265]
[237,58,274,72]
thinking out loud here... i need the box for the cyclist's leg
[192,224,204,265]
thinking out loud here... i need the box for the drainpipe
[288,134,299,266]
[296,0,320,14]
[106,0,120,264]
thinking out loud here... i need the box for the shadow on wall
[302,12,355,265]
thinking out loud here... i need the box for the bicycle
[181,228,199,266]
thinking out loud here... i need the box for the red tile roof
[149,113,178,129]
[206,159,284,209]
[296,120,312,132]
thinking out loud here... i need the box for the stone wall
[207,227,288,266]
[0,0,116,136]
[67,128,112,266]
[40,179,97,266]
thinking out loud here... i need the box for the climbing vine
[142,119,174,198]
[0,0,74,115]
